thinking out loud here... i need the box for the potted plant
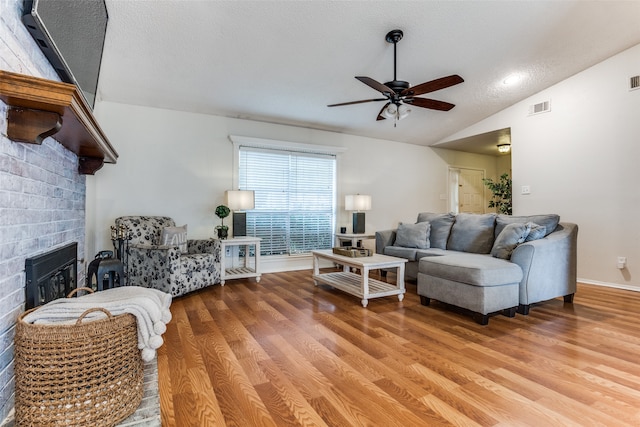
[482,173,512,215]
[215,205,230,239]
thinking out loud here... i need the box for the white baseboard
[260,254,334,273]
[578,278,640,292]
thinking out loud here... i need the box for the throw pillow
[394,222,430,249]
[525,222,546,241]
[160,224,188,253]
[495,214,559,238]
[491,222,531,259]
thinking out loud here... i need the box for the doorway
[449,167,486,214]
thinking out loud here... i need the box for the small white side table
[217,236,261,285]
[335,233,375,248]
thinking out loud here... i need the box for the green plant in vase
[215,205,230,239]
[482,173,512,215]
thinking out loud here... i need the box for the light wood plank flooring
[158,269,640,426]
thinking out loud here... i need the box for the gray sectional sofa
[375,212,578,324]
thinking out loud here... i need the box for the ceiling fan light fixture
[382,103,398,119]
[497,143,511,153]
[397,104,411,120]
[382,103,411,121]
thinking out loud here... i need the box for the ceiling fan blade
[376,102,391,121]
[401,74,464,97]
[355,76,396,95]
[408,97,456,111]
[327,98,387,107]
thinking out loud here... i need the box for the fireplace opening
[25,243,77,309]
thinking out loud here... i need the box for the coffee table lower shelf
[313,271,405,308]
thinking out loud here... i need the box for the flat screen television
[22,0,108,109]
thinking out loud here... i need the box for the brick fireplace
[0,1,86,421]
[0,101,87,422]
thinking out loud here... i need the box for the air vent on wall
[630,75,640,91]
[528,100,551,116]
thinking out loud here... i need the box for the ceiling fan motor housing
[384,80,410,95]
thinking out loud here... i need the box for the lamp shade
[345,194,371,211]
[226,190,255,210]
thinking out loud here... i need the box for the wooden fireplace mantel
[0,70,118,175]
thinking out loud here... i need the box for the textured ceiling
[98,1,640,147]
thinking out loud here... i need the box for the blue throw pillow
[496,214,559,238]
[394,222,430,249]
[491,222,531,259]
[525,222,546,241]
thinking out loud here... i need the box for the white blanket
[23,286,172,362]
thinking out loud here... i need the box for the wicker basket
[14,291,143,427]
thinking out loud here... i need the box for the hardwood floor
[158,269,640,426]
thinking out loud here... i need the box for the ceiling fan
[328,29,464,124]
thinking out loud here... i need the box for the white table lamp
[345,194,371,234]
[226,190,255,237]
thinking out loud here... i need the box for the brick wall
[0,0,87,421]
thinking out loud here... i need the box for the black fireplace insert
[25,242,77,309]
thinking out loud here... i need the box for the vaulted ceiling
[98,1,640,147]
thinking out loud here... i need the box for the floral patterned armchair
[115,216,221,297]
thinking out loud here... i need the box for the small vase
[216,228,228,239]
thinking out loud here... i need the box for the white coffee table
[311,249,407,307]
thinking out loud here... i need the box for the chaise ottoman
[417,253,522,325]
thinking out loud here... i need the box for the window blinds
[238,146,336,255]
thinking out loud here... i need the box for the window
[237,145,337,256]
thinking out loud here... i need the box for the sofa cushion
[416,248,470,259]
[419,253,523,287]
[384,246,417,261]
[496,214,559,238]
[160,224,188,253]
[415,212,455,249]
[447,213,497,254]
[416,248,449,259]
[525,222,547,241]
[395,222,430,249]
[491,222,531,259]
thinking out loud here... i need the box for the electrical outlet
[521,185,531,195]
[617,256,626,269]
[225,247,231,257]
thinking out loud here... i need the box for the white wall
[91,103,497,271]
[440,43,640,290]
